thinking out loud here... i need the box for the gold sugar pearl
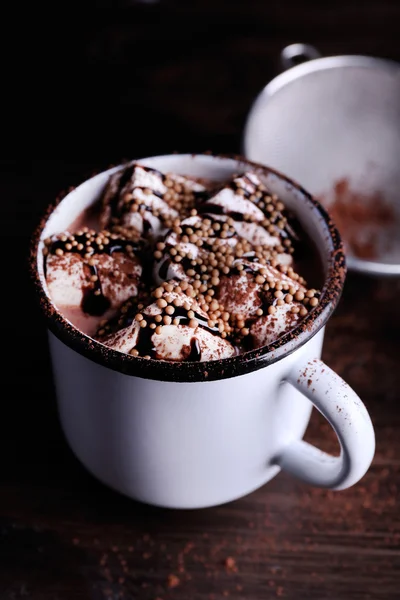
[157,299,168,308]
[268,305,276,315]
[299,307,308,317]
[155,325,163,334]
[165,305,175,315]
[140,320,148,328]
[163,315,172,325]
[189,319,198,329]
[309,297,319,307]
[294,291,305,302]
[210,300,219,311]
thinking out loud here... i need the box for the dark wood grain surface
[3,1,400,598]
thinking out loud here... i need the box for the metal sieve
[244,43,400,275]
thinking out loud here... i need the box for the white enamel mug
[31,154,375,509]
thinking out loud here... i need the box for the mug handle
[275,358,375,490]
[280,43,321,71]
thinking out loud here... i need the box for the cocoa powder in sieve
[321,178,395,260]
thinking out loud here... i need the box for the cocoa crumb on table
[167,574,180,588]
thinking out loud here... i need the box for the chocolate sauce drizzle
[108,164,135,217]
[171,306,220,334]
[81,264,111,316]
[132,306,219,361]
[198,203,245,222]
[47,233,142,317]
[107,164,166,220]
[202,174,298,244]
[188,337,202,361]
[158,257,172,281]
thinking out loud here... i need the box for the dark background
[2,1,400,599]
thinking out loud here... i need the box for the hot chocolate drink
[43,161,321,361]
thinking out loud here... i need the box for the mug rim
[30,153,346,383]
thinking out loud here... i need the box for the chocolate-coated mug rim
[30,153,346,383]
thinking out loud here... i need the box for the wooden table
[3,1,400,598]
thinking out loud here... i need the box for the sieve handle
[280,43,321,71]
